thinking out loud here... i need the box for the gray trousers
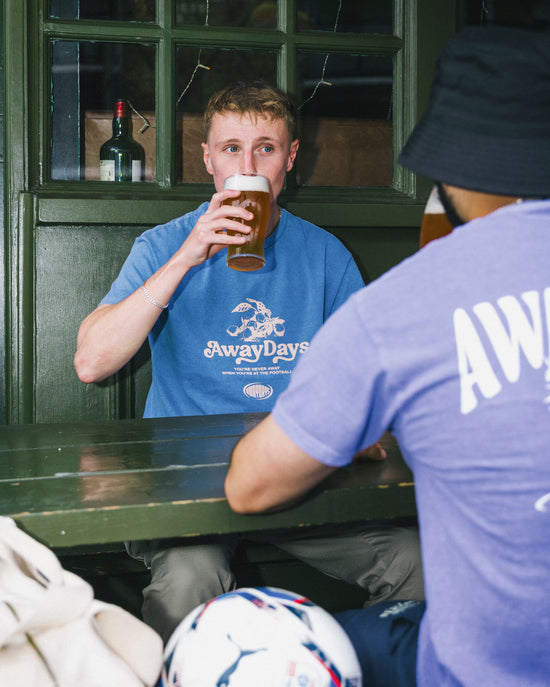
[127,520,424,643]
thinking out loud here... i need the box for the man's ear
[286,139,299,172]
[202,142,214,175]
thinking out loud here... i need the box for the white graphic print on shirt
[203,298,309,401]
[454,287,550,414]
[203,298,309,364]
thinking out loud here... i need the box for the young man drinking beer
[74,80,423,643]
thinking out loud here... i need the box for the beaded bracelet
[142,283,168,310]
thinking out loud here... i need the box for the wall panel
[34,224,146,422]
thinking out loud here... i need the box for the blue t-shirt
[100,204,364,416]
[273,200,550,686]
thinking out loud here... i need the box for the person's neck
[442,184,522,224]
[469,194,523,221]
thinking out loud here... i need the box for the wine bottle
[99,99,145,182]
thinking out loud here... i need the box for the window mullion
[156,0,178,188]
[42,19,163,42]
[277,0,297,191]
[277,0,295,94]
[156,36,175,188]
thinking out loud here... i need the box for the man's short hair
[204,80,297,141]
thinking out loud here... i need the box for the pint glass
[419,186,454,248]
[223,173,271,271]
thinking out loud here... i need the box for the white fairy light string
[127,99,153,133]
[298,0,342,109]
[135,0,348,123]
[176,0,211,107]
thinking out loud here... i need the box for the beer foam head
[224,174,269,192]
[424,186,446,214]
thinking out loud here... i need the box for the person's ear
[202,142,214,175]
[286,139,299,172]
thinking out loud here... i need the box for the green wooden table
[0,412,416,549]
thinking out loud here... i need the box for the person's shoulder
[284,210,329,234]
[283,210,350,249]
[138,202,209,244]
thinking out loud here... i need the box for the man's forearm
[74,249,196,383]
[225,414,336,514]
[74,295,159,383]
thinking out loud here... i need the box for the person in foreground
[225,26,550,687]
[74,80,423,643]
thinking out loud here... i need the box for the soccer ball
[159,587,362,686]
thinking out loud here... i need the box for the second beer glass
[419,186,454,248]
[223,174,270,271]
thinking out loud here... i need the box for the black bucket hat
[398,25,550,197]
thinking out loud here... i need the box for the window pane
[175,47,278,183]
[49,0,155,22]
[175,0,277,27]
[296,53,393,187]
[297,0,393,33]
[51,41,155,181]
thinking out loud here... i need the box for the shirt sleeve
[272,290,390,467]
[344,255,367,292]
[324,247,365,317]
[99,234,161,306]
[98,206,204,307]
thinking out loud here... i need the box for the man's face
[202,112,299,203]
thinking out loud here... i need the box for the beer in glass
[223,173,270,271]
[419,186,454,248]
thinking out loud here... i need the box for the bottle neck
[112,100,131,138]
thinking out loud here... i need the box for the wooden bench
[0,412,417,613]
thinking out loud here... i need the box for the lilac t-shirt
[273,200,550,686]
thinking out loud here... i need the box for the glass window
[51,40,155,181]
[296,53,393,186]
[297,0,393,33]
[175,47,278,183]
[175,0,278,28]
[49,0,155,22]
[44,0,399,188]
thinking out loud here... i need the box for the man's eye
[226,145,239,153]
[261,145,274,153]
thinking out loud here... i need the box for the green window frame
[8,0,459,224]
